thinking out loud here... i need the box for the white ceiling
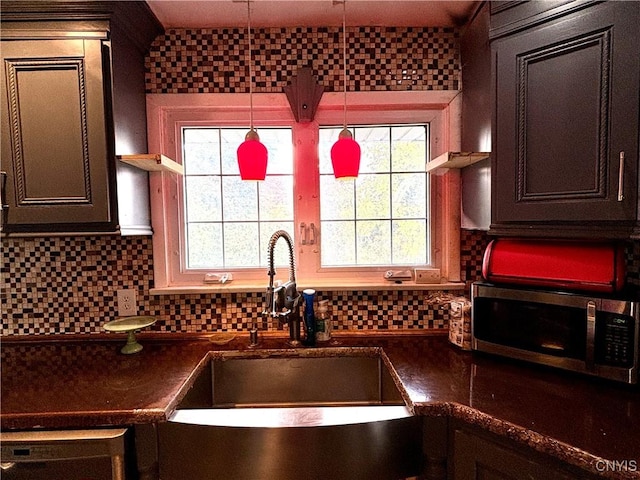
[146,1,480,28]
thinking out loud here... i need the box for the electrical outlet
[117,289,137,317]
[414,268,441,284]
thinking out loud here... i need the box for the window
[318,125,429,267]
[147,91,462,291]
[182,127,294,269]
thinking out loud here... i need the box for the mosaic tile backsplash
[1,231,489,337]
[4,231,640,337]
[6,23,639,337]
[146,26,459,94]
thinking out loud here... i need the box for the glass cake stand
[103,316,157,354]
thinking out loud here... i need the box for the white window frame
[146,90,462,293]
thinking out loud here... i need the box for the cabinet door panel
[523,34,604,200]
[1,38,111,228]
[492,2,639,225]
[452,429,576,480]
[15,61,89,202]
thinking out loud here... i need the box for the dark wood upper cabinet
[461,2,492,231]
[0,2,163,235]
[1,31,113,231]
[489,1,640,238]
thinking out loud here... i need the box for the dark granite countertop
[1,334,638,478]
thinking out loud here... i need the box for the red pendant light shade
[237,129,268,180]
[331,128,360,179]
[331,0,360,179]
[237,0,267,181]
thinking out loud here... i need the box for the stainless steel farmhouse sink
[157,348,423,480]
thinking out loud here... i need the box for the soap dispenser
[302,288,316,346]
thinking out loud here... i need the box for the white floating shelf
[118,154,183,175]
[426,151,490,173]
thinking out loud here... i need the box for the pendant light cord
[247,0,254,130]
[342,0,347,130]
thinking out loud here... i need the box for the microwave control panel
[599,314,635,367]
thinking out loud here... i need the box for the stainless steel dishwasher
[0,428,127,480]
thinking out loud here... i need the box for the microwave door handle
[586,301,596,371]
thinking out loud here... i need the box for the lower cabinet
[450,423,598,480]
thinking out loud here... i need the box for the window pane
[357,220,391,265]
[224,222,260,267]
[393,220,427,264]
[392,173,426,219]
[357,126,390,173]
[392,125,427,171]
[321,221,356,266]
[185,176,222,222]
[187,223,223,268]
[183,128,221,175]
[259,176,294,221]
[222,177,258,221]
[320,175,355,220]
[356,174,390,219]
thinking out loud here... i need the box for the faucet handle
[282,281,299,310]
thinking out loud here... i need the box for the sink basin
[157,348,423,480]
[177,347,406,409]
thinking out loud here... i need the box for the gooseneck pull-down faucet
[249,230,302,346]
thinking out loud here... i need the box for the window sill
[149,281,466,296]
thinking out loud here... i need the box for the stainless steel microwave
[471,282,639,384]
